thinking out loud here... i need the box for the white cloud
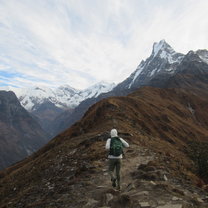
[0,0,208,89]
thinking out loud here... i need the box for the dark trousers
[108,158,121,188]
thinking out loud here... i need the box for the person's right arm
[105,138,111,150]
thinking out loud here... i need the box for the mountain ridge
[1,85,208,207]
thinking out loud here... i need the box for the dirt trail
[85,145,208,208]
[121,145,155,187]
[92,144,154,191]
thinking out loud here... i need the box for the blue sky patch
[0,71,23,78]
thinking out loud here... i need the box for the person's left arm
[120,138,129,148]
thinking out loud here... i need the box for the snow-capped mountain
[114,40,185,91]
[0,81,115,112]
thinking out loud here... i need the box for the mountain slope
[1,86,208,207]
[0,91,49,170]
[31,101,65,134]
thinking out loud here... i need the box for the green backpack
[109,137,123,156]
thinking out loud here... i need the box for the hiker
[105,128,129,190]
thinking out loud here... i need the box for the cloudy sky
[0,0,208,89]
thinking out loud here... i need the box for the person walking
[105,128,129,191]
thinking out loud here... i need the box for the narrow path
[92,144,155,192]
[84,146,208,207]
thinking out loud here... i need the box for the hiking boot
[111,178,116,187]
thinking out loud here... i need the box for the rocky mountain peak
[114,40,184,91]
[196,49,208,64]
[178,49,208,67]
[182,50,202,62]
[151,40,184,64]
[152,39,174,56]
